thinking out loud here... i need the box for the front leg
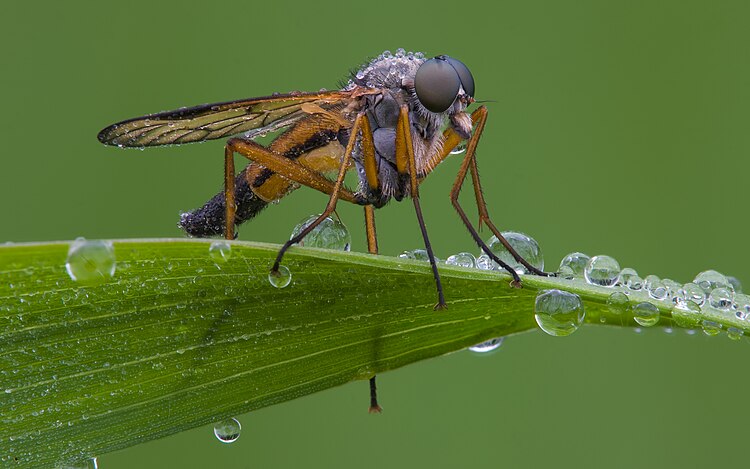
[395,105,446,309]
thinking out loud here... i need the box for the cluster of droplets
[401,231,544,275]
[556,250,747,339]
[350,48,426,89]
[399,232,745,342]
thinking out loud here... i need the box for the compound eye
[414,57,461,113]
[445,57,474,98]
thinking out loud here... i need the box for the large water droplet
[209,240,232,264]
[268,265,291,288]
[214,417,241,443]
[607,291,629,314]
[290,214,351,251]
[558,252,590,279]
[584,255,620,287]
[446,252,476,268]
[65,239,116,285]
[618,268,643,291]
[534,290,585,337]
[693,270,731,294]
[468,337,504,353]
[632,302,660,327]
[486,232,543,274]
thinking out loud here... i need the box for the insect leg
[396,105,446,309]
[225,138,360,204]
[466,142,552,276]
[269,113,367,273]
[363,204,383,413]
[446,106,529,284]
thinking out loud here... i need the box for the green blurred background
[2,0,749,467]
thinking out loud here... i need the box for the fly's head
[409,55,475,139]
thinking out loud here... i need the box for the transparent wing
[97,90,363,147]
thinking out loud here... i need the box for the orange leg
[269,113,366,273]
[446,106,552,283]
[222,136,361,242]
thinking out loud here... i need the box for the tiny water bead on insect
[534,289,585,337]
[290,214,351,251]
[468,337,504,353]
[213,417,241,443]
[65,238,116,285]
[208,240,232,263]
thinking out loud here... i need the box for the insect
[98,49,550,412]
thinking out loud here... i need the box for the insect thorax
[347,49,448,206]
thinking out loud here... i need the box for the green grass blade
[0,239,743,467]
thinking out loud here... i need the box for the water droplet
[446,252,476,268]
[674,282,705,306]
[411,249,430,262]
[708,287,734,311]
[701,320,722,336]
[671,301,701,328]
[662,278,682,296]
[727,327,744,341]
[475,254,493,270]
[632,302,660,327]
[486,232,543,274]
[214,417,241,443]
[65,239,116,285]
[450,141,467,154]
[290,214,351,251]
[558,252,590,279]
[618,268,643,290]
[398,250,416,260]
[584,255,620,287]
[607,291,629,314]
[647,280,668,300]
[534,289,585,337]
[268,266,291,288]
[732,293,750,320]
[693,270,731,294]
[209,241,231,263]
[727,276,743,293]
[468,337,504,353]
